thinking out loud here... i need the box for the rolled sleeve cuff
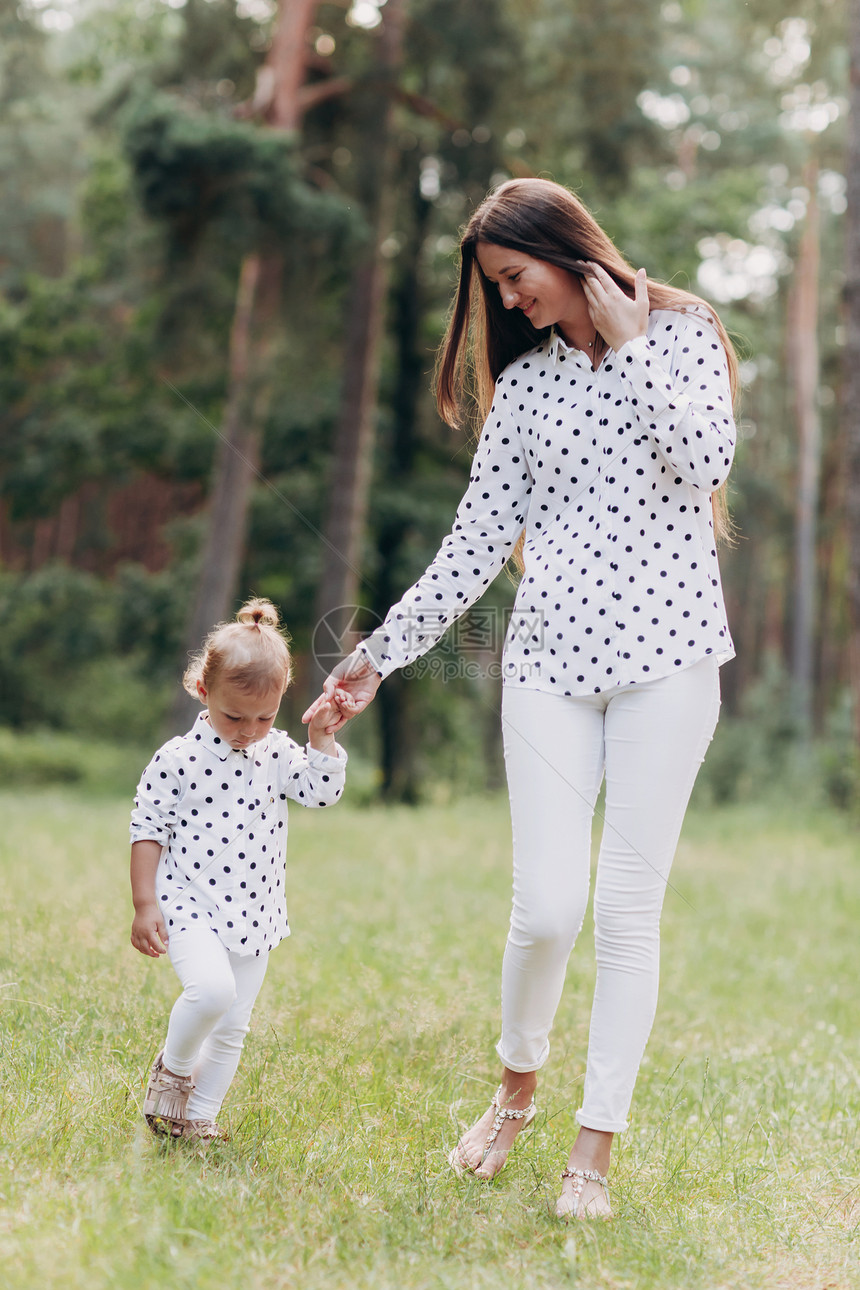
[306,743,348,769]
[358,637,395,679]
[129,825,169,846]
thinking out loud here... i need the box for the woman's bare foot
[450,1070,538,1180]
[556,1126,613,1219]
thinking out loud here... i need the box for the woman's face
[476,241,590,344]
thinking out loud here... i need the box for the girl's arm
[276,724,348,808]
[130,840,169,957]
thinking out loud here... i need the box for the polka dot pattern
[130,712,347,956]
[361,310,736,696]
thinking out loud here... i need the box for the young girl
[130,598,348,1141]
[308,177,737,1218]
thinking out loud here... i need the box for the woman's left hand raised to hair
[582,264,649,354]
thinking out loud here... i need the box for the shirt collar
[547,328,593,369]
[189,710,269,762]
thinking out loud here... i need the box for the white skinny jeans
[497,657,720,1133]
[163,926,270,1121]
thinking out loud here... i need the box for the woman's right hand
[302,649,383,734]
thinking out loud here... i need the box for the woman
[305,177,737,1219]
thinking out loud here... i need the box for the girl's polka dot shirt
[360,310,736,696]
[130,712,347,956]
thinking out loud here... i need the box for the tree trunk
[374,154,429,802]
[267,0,319,131]
[310,0,406,691]
[167,0,318,733]
[846,0,860,746]
[789,151,821,737]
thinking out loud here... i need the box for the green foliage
[609,166,764,287]
[693,656,860,811]
[817,691,860,811]
[122,90,356,259]
[0,564,181,741]
[0,727,147,793]
[0,261,215,520]
[0,0,851,797]
[0,0,87,288]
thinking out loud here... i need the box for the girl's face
[197,678,283,750]
[476,241,590,345]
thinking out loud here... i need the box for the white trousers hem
[575,1109,629,1134]
[494,1040,550,1074]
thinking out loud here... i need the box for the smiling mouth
[521,299,536,316]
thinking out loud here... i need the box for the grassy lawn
[1,786,859,1288]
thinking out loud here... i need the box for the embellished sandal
[143,1051,194,1138]
[449,1085,537,1180]
[180,1119,226,1143]
[556,1166,612,1220]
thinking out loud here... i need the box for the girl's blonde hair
[183,598,292,699]
[435,177,737,543]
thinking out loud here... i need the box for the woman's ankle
[499,1068,537,1106]
[567,1126,613,1176]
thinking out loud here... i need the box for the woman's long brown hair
[435,178,737,547]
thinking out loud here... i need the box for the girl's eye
[508,273,521,283]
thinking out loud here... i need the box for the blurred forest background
[0,0,853,806]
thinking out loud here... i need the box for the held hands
[131,904,169,958]
[580,264,649,354]
[302,649,382,735]
[305,694,352,755]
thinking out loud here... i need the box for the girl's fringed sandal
[449,1085,537,1180]
[143,1051,194,1137]
[556,1166,612,1220]
[180,1119,226,1143]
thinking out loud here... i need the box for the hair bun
[236,598,280,629]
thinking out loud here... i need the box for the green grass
[1,788,859,1288]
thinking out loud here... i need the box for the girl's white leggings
[498,656,720,1133]
[163,926,270,1121]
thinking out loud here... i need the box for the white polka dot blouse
[130,712,347,955]
[360,310,736,696]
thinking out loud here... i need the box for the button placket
[232,758,260,937]
[585,376,615,672]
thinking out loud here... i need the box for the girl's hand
[131,904,169,958]
[306,694,354,754]
[581,264,649,353]
[303,650,382,734]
